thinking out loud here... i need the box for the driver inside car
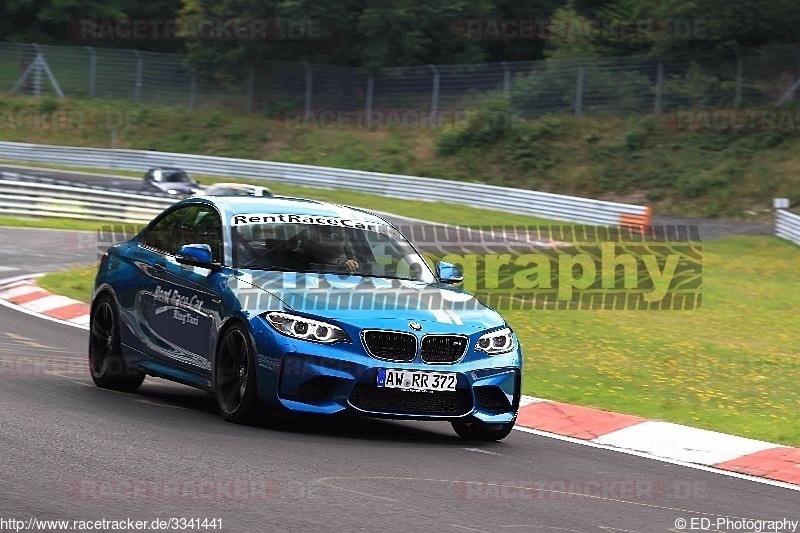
[306,227,359,274]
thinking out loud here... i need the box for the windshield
[158,171,195,183]
[231,220,435,282]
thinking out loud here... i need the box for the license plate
[377,369,457,392]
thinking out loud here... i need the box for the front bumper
[249,317,521,423]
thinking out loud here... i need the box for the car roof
[179,195,392,226]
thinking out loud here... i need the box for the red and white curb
[1,275,798,491]
[0,275,90,326]
[516,398,800,488]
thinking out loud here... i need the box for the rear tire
[452,416,516,441]
[89,294,145,392]
[215,323,261,424]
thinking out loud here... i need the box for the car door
[141,170,156,192]
[134,204,226,373]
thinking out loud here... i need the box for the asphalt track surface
[1,300,798,533]
[0,169,796,531]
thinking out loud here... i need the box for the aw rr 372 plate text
[377,369,458,392]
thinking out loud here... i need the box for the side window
[140,206,223,262]
[191,208,223,263]
[140,209,181,253]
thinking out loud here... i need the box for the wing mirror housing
[436,261,463,284]
[176,244,222,271]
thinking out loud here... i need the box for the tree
[356,0,494,67]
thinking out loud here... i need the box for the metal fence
[0,141,651,228]
[0,173,175,223]
[776,208,800,247]
[3,42,800,119]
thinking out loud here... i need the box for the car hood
[232,271,505,334]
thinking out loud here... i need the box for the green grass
[35,233,800,446]
[0,216,116,231]
[37,265,96,303]
[509,235,800,446]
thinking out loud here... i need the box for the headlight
[264,312,350,344]
[475,327,514,355]
[167,189,179,195]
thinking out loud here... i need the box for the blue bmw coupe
[90,195,522,440]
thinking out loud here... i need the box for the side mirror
[436,261,463,284]
[176,244,221,271]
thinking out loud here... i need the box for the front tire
[215,323,261,423]
[89,294,145,392]
[452,416,516,441]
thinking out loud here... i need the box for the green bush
[623,130,644,150]
[38,96,58,113]
[434,94,516,155]
[502,118,561,171]
[676,170,733,198]
[663,62,734,108]
[435,125,470,156]
[204,112,223,128]
[510,59,654,117]
[224,123,247,142]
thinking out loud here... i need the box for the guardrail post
[654,62,664,115]
[429,65,440,123]
[133,50,143,102]
[302,62,313,121]
[365,75,374,128]
[189,73,197,110]
[85,46,96,98]
[574,66,584,118]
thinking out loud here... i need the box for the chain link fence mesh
[1,42,799,120]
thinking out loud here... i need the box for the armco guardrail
[776,209,800,246]
[0,141,652,228]
[0,177,175,223]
